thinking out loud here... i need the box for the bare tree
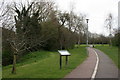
[1,0,55,74]
[57,12,70,49]
[105,13,113,46]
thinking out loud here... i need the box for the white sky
[54,0,119,36]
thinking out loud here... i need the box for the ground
[3,46,87,78]
[2,45,119,79]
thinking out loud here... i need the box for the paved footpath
[64,47,118,79]
[94,48,118,78]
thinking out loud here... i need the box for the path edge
[91,48,100,80]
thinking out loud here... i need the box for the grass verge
[95,45,119,69]
[3,46,87,78]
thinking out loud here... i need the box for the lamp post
[86,19,89,45]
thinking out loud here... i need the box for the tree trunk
[77,33,81,47]
[12,54,17,74]
[109,38,112,47]
[77,39,80,48]
[58,27,63,50]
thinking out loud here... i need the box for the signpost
[58,50,71,69]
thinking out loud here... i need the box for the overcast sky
[54,0,119,36]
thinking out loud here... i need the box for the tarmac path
[64,47,118,80]
[94,48,118,78]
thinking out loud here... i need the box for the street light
[86,19,89,45]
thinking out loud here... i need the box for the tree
[105,13,113,46]
[41,10,59,50]
[57,12,70,49]
[74,14,86,45]
[3,1,55,74]
[112,28,120,47]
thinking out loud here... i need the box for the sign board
[89,45,95,48]
[89,45,93,48]
[58,50,71,56]
[58,50,71,69]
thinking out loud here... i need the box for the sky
[54,0,119,36]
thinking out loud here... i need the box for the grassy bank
[3,46,87,78]
[95,45,119,69]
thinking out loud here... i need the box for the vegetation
[112,29,120,47]
[3,46,87,78]
[95,45,119,69]
[104,13,113,46]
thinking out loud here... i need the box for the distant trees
[88,33,109,44]
[74,14,86,45]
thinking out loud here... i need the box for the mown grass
[95,45,119,69]
[3,46,87,78]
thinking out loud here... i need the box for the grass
[3,46,87,78]
[95,44,119,69]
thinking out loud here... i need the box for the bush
[112,33,120,47]
[2,50,13,66]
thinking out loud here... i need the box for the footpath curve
[63,47,118,80]
[94,48,118,78]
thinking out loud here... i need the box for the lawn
[2,46,87,79]
[95,45,119,69]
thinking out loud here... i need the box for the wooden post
[66,56,68,65]
[60,55,62,69]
